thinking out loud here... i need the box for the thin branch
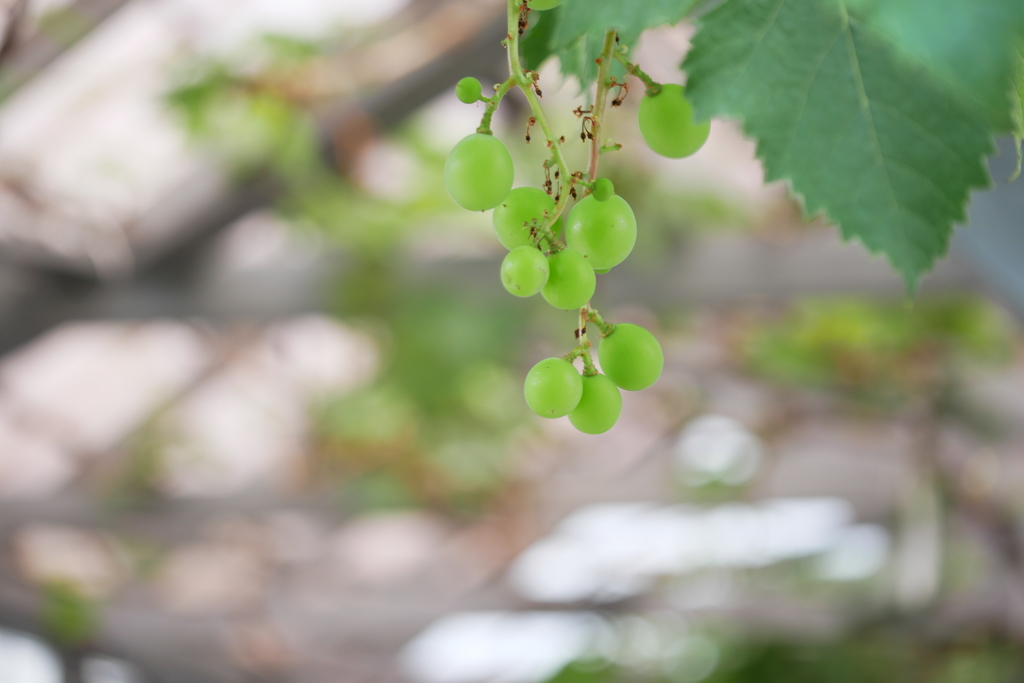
[0,0,28,62]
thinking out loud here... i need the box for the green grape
[594,268,611,274]
[598,323,663,391]
[569,373,622,434]
[501,246,549,297]
[444,134,514,211]
[527,0,561,9]
[565,194,637,271]
[524,357,583,418]
[637,84,710,158]
[541,248,596,310]
[592,178,614,202]
[493,187,562,251]
[455,77,483,104]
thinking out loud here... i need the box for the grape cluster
[442,3,707,434]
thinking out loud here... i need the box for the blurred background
[0,0,1023,681]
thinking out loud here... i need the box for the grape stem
[562,306,610,376]
[529,218,560,252]
[613,48,662,97]
[585,308,616,337]
[505,1,609,376]
[505,0,573,237]
[587,30,618,183]
[477,76,516,135]
[578,306,599,375]
[563,342,598,377]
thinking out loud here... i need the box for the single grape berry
[524,357,583,418]
[565,194,637,271]
[444,133,514,211]
[569,374,622,434]
[493,187,562,251]
[598,323,663,391]
[592,178,615,202]
[501,246,549,297]
[637,84,710,159]
[541,248,596,310]
[455,77,483,104]
[527,0,561,9]
[594,268,611,275]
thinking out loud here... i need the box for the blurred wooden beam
[0,8,507,355]
[0,0,132,101]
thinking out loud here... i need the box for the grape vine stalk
[444,0,708,434]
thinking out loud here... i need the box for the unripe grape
[637,84,710,158]
[541,248,596,310]
[527,0,561,9]
[444,133,514,211]
[501,246,549,297]
[569,374,622,434]
[592,178,614,202]
[493,187,562,251]
[524,357,583,418]
[565,194,637,271]
[598,323,663,391]
[455,77,483,104]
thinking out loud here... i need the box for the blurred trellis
[0,1,1022,682]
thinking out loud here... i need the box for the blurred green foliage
[101,418,168,510]
[543,636,1024,683]
[701,638,1023,683]
[40,581,98,648]
[311,285,535,515]
[741,298,1015,405]
[165,45,550,515]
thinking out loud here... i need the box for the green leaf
[546,0,696,85]
[1011,45,1024,180]
[521,6,560,72]
[840,0,1024,131]
[684,0,996,290]
[41,581,98,647]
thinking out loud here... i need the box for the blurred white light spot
[0,628,61,683]
[355,141,420,200]
[263,315,379,395]
[664,634,719,683]
[400,612,602,683]
[507,535,619,604]
[413,95,490,153]
[760,497,854,559]
[704,504,773,567]
[509,497,857,604]
[675,414,762,486]
[214,213,314,272]
[169,0,410,56]
[0,322,209,453]
[815,524,890,581]
[82,656,140,683]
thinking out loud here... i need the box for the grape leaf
[837,0,1024,131]
[684,0,998,290]
[521,6,560,72]
[543,0,696,85]
[1011,46,1024,180]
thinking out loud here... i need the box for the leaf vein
[781,29,845,170]
[839,3,911,267]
